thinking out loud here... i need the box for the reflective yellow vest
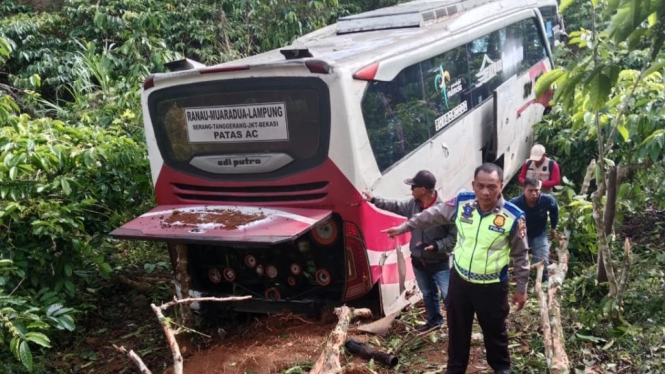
[452,192,523,284]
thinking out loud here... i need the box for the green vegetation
[1,0,664,372]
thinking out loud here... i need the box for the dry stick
[310,306,373,374]
[112,344,152,374]
[534,261,553,367]
[115,295,251,374]
[393,326,438,356]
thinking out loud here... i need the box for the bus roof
[156,0,557,81]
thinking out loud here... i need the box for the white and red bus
[112,0,563,315]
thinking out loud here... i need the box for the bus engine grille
[170,182,329,203]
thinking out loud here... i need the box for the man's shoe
[416,323,442,332]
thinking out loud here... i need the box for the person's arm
[371,196,412,217]
[542,162,561,189]
[433,224,457,254]
[518,162,528,185]
[510,215,530,310]
[392,197,458,235]
[549,196,559,231]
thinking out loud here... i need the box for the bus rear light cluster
[342,222,373,300]
[256,264,265,277]
[265,287,281,300]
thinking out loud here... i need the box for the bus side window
[539,6,560,49]
[521,18,548,66]
[421,45,471,132]
[361,64,434,172]
[467,29,503,107]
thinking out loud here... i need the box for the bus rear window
[147,77,330,179]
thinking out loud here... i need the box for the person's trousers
[445,268,510,373]
[413,265,450,326]
[529,233,550,282]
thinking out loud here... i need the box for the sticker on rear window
[184,102,288,143]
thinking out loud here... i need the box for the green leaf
[560,0,577,12]
[9,166,17,181]
[535,69,566,97]
[585,73,612,111]
[644,60,665,78]
[64,264,73,277]
[19,340,33,371]
[57,315,75,331]
[46,303,63,317]
[25,332,51,348]
[10,336,20,359]
[60,179,72,196]
[617,124,629,142]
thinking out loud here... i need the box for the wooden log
[547,233,571,373]
[310,306,373,374]
[534,262,553,367]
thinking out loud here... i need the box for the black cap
[404,170,436,190]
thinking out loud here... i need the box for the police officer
[383,163,530,374]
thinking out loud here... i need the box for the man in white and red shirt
[518,144,561,194]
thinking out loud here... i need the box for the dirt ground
[181,307,495,374]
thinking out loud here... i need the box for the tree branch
[113,344,152,374]
[580,159,597,196]
[534,261,553,368]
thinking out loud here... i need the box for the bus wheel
[266,264,279,279]
[315,269,331,286]
[265,287,281,300]
[244,254,257,268]
[222,267,236,282]
[208,268,222,284]
[290,262,302,276]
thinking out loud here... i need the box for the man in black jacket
[363,170,457,331]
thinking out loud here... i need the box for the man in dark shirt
[363,170,456,331]
[509,177,559,282]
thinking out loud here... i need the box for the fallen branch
[310,306,373,374]
[534,261,553,368]
[112,344,152,374]
[114,295,251,374]
[547,232,571,373]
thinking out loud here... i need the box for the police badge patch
[446,197,457,207]
[493,215,506,228]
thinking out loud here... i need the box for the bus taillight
[353,62,379,81]
[343,222,372,301]
[305,60,331,74]
[143,74,155,90]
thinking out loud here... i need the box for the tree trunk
[534,262,553,367]
[310,306,373,374]
[598,166,618,283]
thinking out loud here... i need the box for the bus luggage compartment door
[110,205,332,245]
